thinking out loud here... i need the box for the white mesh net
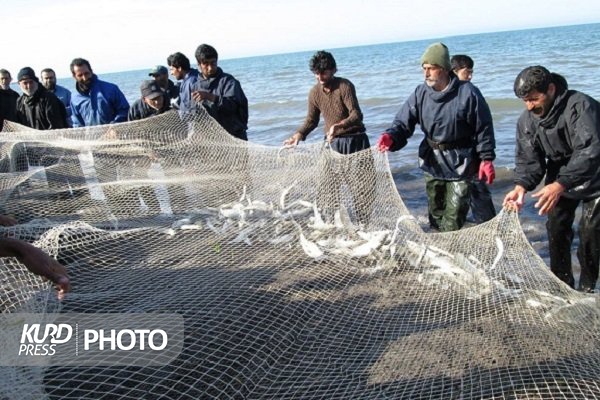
[1,109,599,399]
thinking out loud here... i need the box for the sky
[2,0,599,78]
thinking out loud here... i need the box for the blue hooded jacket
[70,75,129,127]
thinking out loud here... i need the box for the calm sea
[49,22,600,265]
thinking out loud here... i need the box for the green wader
[425,173,471,232]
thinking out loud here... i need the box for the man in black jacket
[16,67,67,130]
[128,80,171,121]
[0,69,19,131]
[504,66,600,292]
[191,44,248,140]
[378,43,496,232]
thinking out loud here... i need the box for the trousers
[547,196,600,290]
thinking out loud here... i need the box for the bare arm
[0,238,71,300]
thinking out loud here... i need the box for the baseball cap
[140,80,163,100]
[148,65,168,76]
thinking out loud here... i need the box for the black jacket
[192,67,248,140]
[514,88,600,200]
[384,75,495,180]
[16,85,67,130]
[128,96,171,121]
[0,88,19,130]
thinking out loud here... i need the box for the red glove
[478,160,495,184]
[377,133,394,152]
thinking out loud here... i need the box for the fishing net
[0,109,599,399]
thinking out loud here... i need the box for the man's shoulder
[55,85,72,95]
[565,90,599,106]
[95,78,124,93]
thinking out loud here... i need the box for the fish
[299,231,324,258]
[268,234,294,244]
[351,230,389,258]
[280,181,297,209]
[490,236,504,270]
[180,224,202,230]
[308,204,335,232]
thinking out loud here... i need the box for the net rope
[1,109,599,399]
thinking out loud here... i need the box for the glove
[478,160,495,185]
[377,133,394,152]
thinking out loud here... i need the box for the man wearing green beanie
[377,42,496,232]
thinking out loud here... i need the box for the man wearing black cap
[15,67,68,130]
[128,80,171,121]
[377,43,496,232]
[148,65,179,105]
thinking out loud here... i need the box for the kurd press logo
[2,313,184,366]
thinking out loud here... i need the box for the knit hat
[420,43,451,70]
[17,67,37,82]
[140,80,163,100]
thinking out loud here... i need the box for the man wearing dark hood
[504,66,600,292]
[15,67,67,130]
[377,43,496,232]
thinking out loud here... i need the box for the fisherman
[15,67,68,130]
[40,67,72,125]
[69,58,129,127]
[504,66,600,292]
[128,80,171,121]
[191,44,249,140]
[284,50,375,224]
[451,54,497,223]
[377,43,496,232]
[148,65,179,105]
[167,52,199,115]
[0,68,19,131]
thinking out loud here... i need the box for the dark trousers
[316,134,375,225]
[547,196,600,290]
[425,174,471,232]
[469,178,496,223]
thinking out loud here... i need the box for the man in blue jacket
[377,43,496,232]
[167,52,198,115]
[191,44,248,140]
[69,58,129,127]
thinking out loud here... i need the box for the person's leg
[576,196,600,291]
[546,196,579,288]
[424,174,446,230]
[469,179,496,223]
[333,134,374,226]
[315,147,341,223]
[440,179,470,232]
